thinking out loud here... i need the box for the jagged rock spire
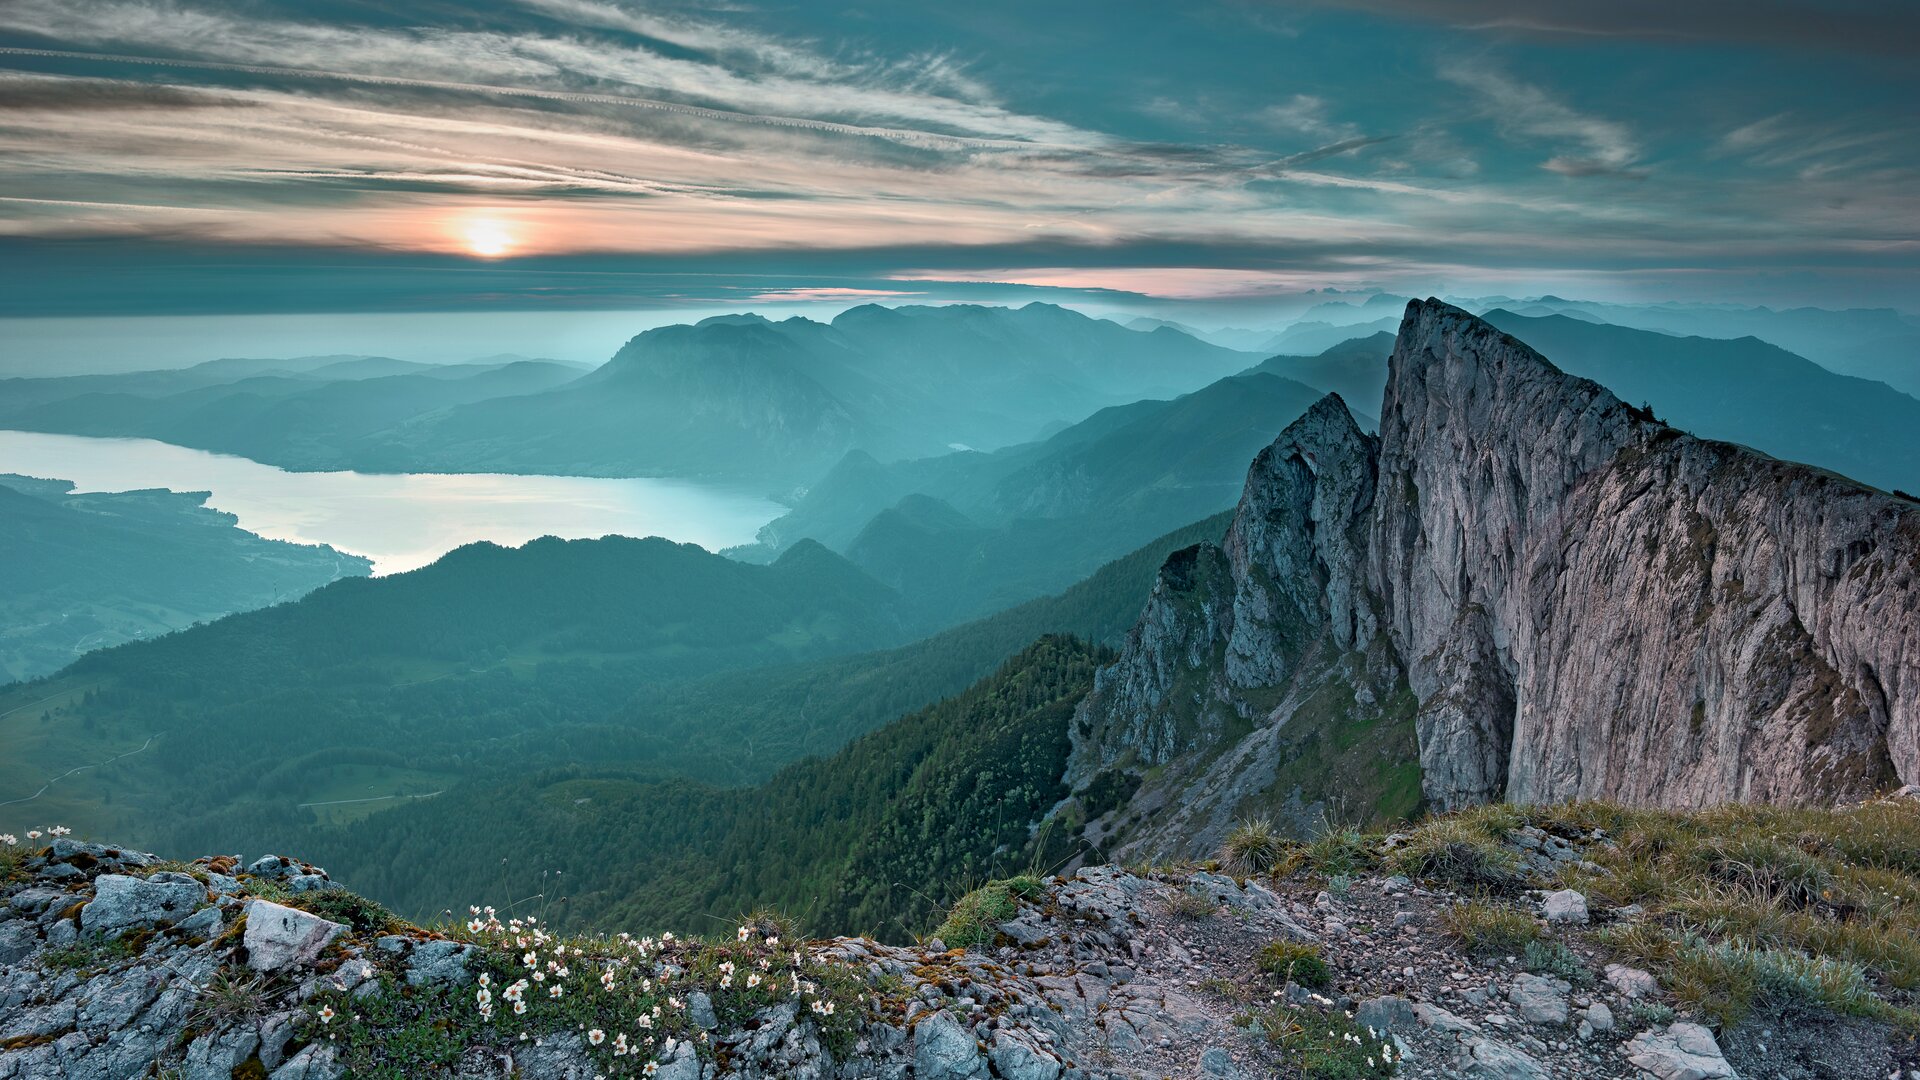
[1072,298,1918,840]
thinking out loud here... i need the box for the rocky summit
[1068,299,1918,861]
[10,794,1920,1079]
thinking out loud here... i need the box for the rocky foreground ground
[3,817,1917,1079]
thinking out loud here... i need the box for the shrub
[1628,1000,1676,1028]
[1223,818,1287,875]
[1440,900,1540,955]
[1523,939,1590,984]
[934,877,1040,949]
[286,889,408,936]
[1258,940,1332,989]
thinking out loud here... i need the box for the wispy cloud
[1304,1,1920,57]
[0,0,1912,310]
[1438,62,1644,178]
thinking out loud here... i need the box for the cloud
[0,71,245,111]
[0,0,1912,313]
[1300,1,1920,57]
[747,286,920,302]
[1258,94,1351,138]
[1438,63,1644,177]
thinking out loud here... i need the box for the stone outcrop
[1070,299,1918,829]
[0,832,1777,1080]
[15,798,1920,1079]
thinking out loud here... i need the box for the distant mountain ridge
[1477,308,1920,495]
[1,304,1252,486]
[0,358,585,471]
[375,302,1254,484]
[734,367,1344,627]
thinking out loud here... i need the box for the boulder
[243,900,345,972]
[404,939,473,986]
[0,922,37,966]
[1623,1022,1739,1080]
[914,1010,985,1079]
[1605,963,1661,999]
[269,1042,344,1080]
[1458,1035,1550,1079]
[1507,973,1569,1025]
[1542,889,1589,924]
[989,1030,1062,1080]
[184,1027,261,1080]
[687,989,718,1030]
[1198,1045,1235,1077]
[1355,994,1417,1035]
[81,873,205,936]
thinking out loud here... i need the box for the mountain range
[285,301,1920,940]
[733,363,1358,627]
[365,303,1254,484]
[0,304,1253,487]
[13,298,1907,947]
[0,356,586,472]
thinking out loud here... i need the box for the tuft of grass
[40,935,137,972]
[1169,889,1218,920]
[934,877,1040,949]
[1595,920,1678,971]
[1303,828,1372,878]
[1387,819,1522,891]
[1552,795,1920,1028]
[189,968,271,1029]
[1440,900,1540,955]
[1222,818,1288,875]
[1688,835,1833,908]
[1258,940,1332,989]
[1199,975,1255,1002]
[1670,937,1878,1028]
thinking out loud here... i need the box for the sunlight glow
[464,218,515,258]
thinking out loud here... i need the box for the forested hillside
[0,511,1232,887]
[306,637,1117,940]
[0,474,368,681]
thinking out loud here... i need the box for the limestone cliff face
[1065,397,1381,786]
[1071,299,1918,829]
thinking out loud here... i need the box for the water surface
[0,431,781,574]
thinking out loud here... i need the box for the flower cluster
[5,825,71,845]
[453,908,860,1076]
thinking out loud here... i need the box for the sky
[0,0,1916,330]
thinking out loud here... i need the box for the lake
[0,430,783,574]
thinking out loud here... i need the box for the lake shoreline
[0,430,783,575]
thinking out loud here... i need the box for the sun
[464,218,514,258]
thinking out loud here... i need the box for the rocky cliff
[1070,300,1918,846]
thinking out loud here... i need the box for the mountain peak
[1069,299,1919,850]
